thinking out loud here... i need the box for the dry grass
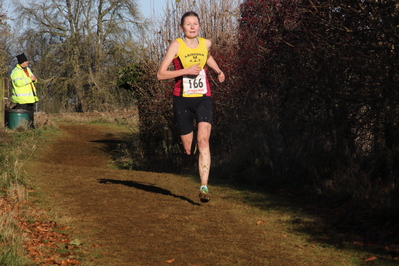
[37,110,138,130]
[0,144,31,265]
[0,110,139,264]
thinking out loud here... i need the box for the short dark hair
[180,11,200,26]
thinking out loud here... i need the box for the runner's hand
[218,71,225,83]
[185,63,201,76]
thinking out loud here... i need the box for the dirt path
[25,124,350,265]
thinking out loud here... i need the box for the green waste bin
[7,109,30,129]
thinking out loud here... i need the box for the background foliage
[8,0,144,112]
[0,0,10,76]
[118,0,399,217]
[1,0,399,217]
[234,0,399,210]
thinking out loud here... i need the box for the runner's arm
[205,39,225,83]
[157,41,202,80]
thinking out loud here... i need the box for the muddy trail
[25,124,352,265]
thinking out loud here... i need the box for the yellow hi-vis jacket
[11,64,39,104]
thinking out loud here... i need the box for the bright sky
[139,0,168,18]
[2,0,12,12]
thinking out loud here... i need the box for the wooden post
[0,77,4,128]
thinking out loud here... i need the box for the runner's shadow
[98,178,201,206]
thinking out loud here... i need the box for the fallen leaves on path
[20,211,83,265]
[363,256,377,262]
[1,195,86,265]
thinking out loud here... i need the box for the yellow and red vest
[172,37,211,97]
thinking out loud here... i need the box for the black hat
[16,53,28,64]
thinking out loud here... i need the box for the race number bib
[182,69,208,95]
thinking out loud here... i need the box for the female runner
[157,11,225,202]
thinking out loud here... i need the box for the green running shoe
[199,185,210,203]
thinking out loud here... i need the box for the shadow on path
[98,178,201,206]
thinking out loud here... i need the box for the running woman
[157,11,225,203]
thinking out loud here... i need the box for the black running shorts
[173,96,213,136]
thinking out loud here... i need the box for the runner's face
[181,16,200,39]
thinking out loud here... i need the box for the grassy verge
[0,122,50,265]
[44,111,138,128]
[0,111,137,265]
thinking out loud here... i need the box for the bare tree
[15,0,143,112]
[0,0,10,77]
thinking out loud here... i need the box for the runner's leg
[197,122,211,186]
[181,132,194,155]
